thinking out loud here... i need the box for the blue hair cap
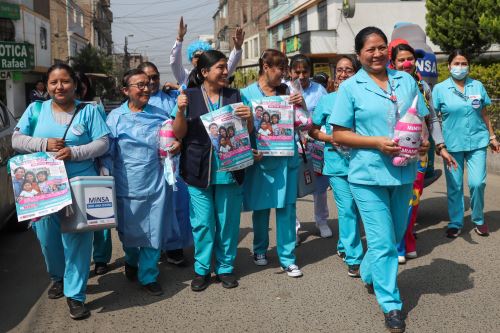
[187,41,213,62]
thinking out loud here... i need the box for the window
[40,27,47,50]
[318,0,327,30]
[253,37,259,58]
[299,11,307,33]
[272,0,279,8]
[271,27,278,47]
[0,18,15,41]
[244,41,249,59]
[283,20,291,38]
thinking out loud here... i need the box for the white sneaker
[317,224,333,238]
[282,264,303,278]
[398,256,406,264]
[406,251,417,259]
[253,253,268,266]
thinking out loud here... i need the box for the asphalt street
[1,169,499,333]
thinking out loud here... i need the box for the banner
[200,103,254,172]
[252,96,295,156]
[9,152,72,222]
[309,139,325,174]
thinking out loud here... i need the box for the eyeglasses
[336,67,354,75]
[128,82,154,90]
[148,74,160,81]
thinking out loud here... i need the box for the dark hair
[25,171,36,179]
[289,54,312,71]
[354,26,388,54]
[227,125,235,136]
[258,49,287,75]
[218,126,227,136]
[209,123,218,129]
[14,167,25,173]
[122,69,147,88]
[35,80,45,85]
[336,55,360,72]
[312,72,328,88]
[187,50,227,88]
[447,49,470,65]
[137,61,159,74]
[36,170,48,178]
[75,71,95,101]
[22,180,33,188]
[262,111,271,121]
[390,44,416,63]
[46,63,77,84]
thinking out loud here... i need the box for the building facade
[0,0,51,116]
[268,0,437,77]
[77,0,112,55]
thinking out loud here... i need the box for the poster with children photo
[251,96,295,156]
[200,103,254,172]
[9,152,72,222]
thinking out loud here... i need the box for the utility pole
[123,35,129,72]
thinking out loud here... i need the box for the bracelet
[436,143,446,156]
[490,135,497,141]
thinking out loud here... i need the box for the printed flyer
[9,152,72,222]
[200,103,254,171]
[251,96,295,156]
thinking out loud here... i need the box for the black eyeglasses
[128,82,154,90]
[148,74,160,81]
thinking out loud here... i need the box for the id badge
[468,95,482,109]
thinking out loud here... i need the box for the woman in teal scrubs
[12,64,110,320]
[172,50,253,291]
[330,27,429,332]
[240,49,305,278]
[309,55,364,278]
[432,50,500,238]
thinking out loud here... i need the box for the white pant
[296,191,329,232]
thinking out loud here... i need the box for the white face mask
[450,66,469,80]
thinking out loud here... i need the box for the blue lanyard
[201,85,222,112]
[257,82,275,97]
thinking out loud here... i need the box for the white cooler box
[60,176,117,233]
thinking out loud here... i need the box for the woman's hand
[177,90,188,115]
[55,147,72,161]
[440,148,458,170]
[47,138,65,152]
[177,16,187,41]
[375,137,401,156]
[252,149,263,162]
[490,138,500,153]
[169,140,182,155]
[418,140,430,156]
[289,92,304,106]
[234,105,252,120]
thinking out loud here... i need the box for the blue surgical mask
[450,66,469,80]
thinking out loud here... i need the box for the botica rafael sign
[0,42,35,71]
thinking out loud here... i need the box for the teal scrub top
[17,100,110,178]
[432,77,491,153]
[329,68,429,186]
[149,90,179,117]
[313,92,349,176]
[171,99,235,185]
[240,82,299,211]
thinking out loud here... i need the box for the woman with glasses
[137,61,192,266]
[170,16,244,86]
[240,49,305,278]
[308,55,365,278]
[103,69,178,296]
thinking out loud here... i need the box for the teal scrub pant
[350,183,413,313]
[187,183,243,276]
[32,215,93,302]
[445,148,487,229]
[123,246,160,285]
[93,229,112,264]
[253,204,296,268]
[329,175,364,266]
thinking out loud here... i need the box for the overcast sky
[111,0,219,81]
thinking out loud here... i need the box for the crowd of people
[11,18,499,333]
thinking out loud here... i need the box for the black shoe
[143,282,163,296]
[166,249,185,265]
[48,280,64,299]
[446,228,461,238]
[94,262,108,275]
[190,274,210,292]
[384,310,406,333]
[124,263,138,282]
[365,283,375,295]
[347,265,360,278]
[66,298,90,320]
[216,273,239,289]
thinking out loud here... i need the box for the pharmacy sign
[0,42,35,71]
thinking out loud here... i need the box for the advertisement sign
[0,2,20,20]
[0,42,35,71]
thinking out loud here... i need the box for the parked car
[0,101,19,230]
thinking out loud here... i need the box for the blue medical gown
[103,102,176,249]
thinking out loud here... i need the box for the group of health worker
[12,22,499,332]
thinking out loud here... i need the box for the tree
[426,0,500,56]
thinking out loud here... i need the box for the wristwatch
[436,143,446,156]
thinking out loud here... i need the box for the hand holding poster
[251,96,295,156]
[9,152,72,222]
[200,103,254,172]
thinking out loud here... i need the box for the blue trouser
[350,183,413,313]
[93,229,112,263]
[32,215,93,302]
[253,204,296,268]
[329,175,364,265]
[445,148,487,229]
[123,246,161,285]
[187,183,243,276]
